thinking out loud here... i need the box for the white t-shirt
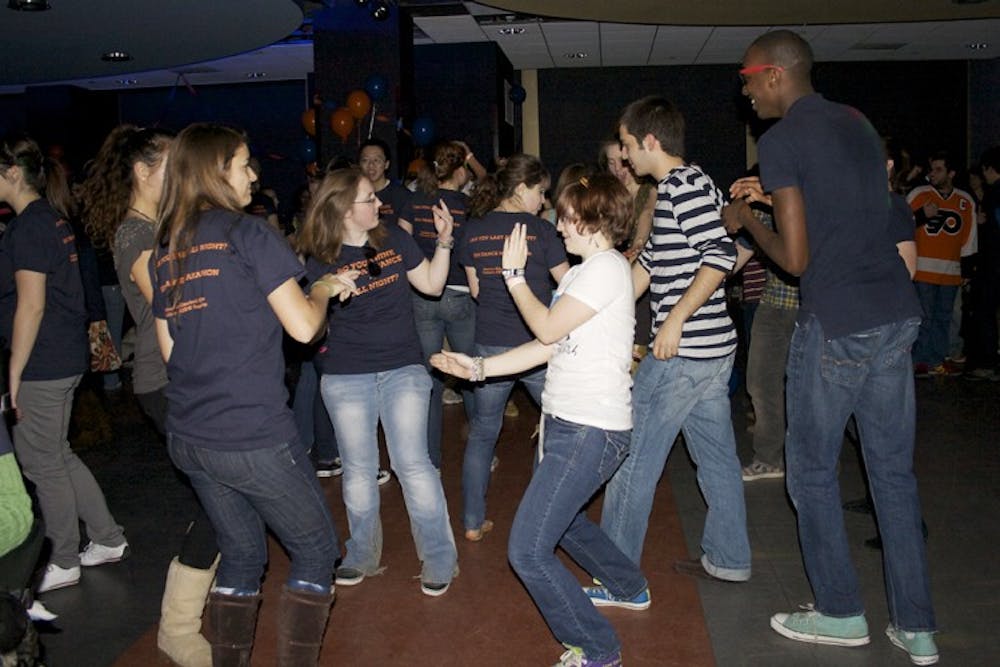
[542,250,635,431]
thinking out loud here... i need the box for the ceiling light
[7,0,50,10]
[101,50,132,62]
[372,1,389,20]
[497,27,526,36]
[967,42,989,49]
[246,72,267,79]
[355,0,370,5]
[564,52,588,59]
[116,79,139,86]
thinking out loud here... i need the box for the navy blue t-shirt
[151,210,303,451]
[457,211,567,347]
[0,199,88,380]
[306,224,425,374]
[400,188,469,287]
[758,94,920,338]
[376,181,411,229]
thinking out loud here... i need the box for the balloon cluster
[300,73,390,153]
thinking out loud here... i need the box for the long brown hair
[468,153,548,219]
[0,135,74,218]
[296,167,387,265]
[154,123,248,311]
[78,125,173,247]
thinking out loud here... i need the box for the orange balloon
[301,108,316,136]
[330,108,354,141]
[407,158,427,178]
[346,90,372,120]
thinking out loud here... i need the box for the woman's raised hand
[502,223,528,270]
[432,199,454,242]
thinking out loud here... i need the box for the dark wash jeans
[168,434,339,593]
[508,415,646,662]
[785,313,936,631]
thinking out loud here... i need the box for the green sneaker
[770,605,870,647]
[886,625,939,665]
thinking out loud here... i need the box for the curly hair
[416,141,466,196]
[78,125,173,247]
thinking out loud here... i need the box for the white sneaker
[38,564,80,593]
[377,469,392,486]
[442,388,463,405]
[27,600,58,621]
[79,540,129,567]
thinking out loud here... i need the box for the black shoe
[842,497,874,515]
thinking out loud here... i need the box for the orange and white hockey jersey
[907,185,977,285]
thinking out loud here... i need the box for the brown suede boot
[206,591,261,667]
[276,585,335,666]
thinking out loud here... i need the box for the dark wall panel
[970,59,1000,161]
[538,65,748,191]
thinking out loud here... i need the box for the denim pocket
[881,318,920,370]
[820,329,880,388]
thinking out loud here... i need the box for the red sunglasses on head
[738,64,785,76]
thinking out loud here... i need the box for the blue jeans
[413,289,477,468]
[913,282,958,366]
[601,352,750,579]
[462,343,545,531]
[167,435,339,593]
[509,415,646,662]
[293,359,338,463]
[785,313,935,631]
[101,284,124,390]
[321,365,457,584]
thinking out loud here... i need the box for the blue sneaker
[886,625,939,665]
[771,604,869,647]
[554,646,622,667]
[583,585,650,611]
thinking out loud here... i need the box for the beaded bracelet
[470,356,485,382]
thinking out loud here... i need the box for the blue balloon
[412,117,435,147]
[364,74,388,103]
[299,137,317,163]
[509,84,526,104]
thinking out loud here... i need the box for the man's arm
[728,187,809,276]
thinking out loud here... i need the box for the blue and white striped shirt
[638,164,737,359]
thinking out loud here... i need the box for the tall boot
[206,591,261,667]
[157,557,216,667]
[276,585,335,666]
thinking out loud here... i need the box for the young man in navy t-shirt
[727,30,937,665]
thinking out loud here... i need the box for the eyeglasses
[363,246,382,277]
[739,63,784,84]
[353,193,378,205]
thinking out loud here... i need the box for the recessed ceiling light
[967,42,989,50]
[7,0,50,11]
[497,27,526,36]
[564,52,588,59]
[116,79,139,86]
[101,50,132,62]
[246,72,267,79]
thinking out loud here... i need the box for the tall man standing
[727,30,938,665]
[599,96,751,585]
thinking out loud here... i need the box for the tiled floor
[29,374,999,666]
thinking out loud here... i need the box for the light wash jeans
[321,364,457,584]
[509,415,646,662]
[601,352,750,579]
[462,343,545,531]
[785,313,935,631]
[412,288,476,468]
[168,434,338,593]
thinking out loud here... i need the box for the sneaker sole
[420,582,450,597]
[742,472,785,481]
[315,469,342,478]
[38,577,80,593]
[885,628,939,665]
[590,597,650,611]
[770,616,870,647]
[335,573,365,587]
[80,546,130,567]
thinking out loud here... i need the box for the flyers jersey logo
[924,210,964,236]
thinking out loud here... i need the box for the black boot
[206,592,260,667]
[276,585,335,666]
